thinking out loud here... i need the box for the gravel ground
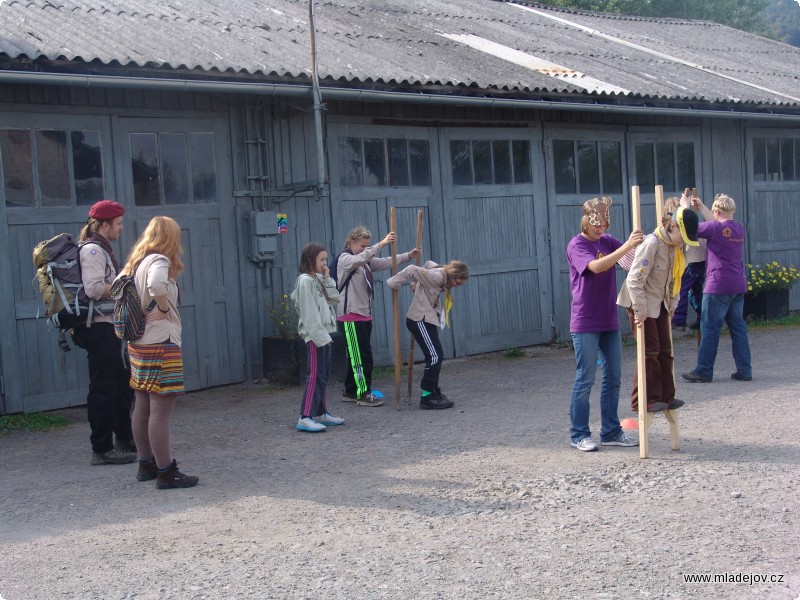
[1,325,798,600]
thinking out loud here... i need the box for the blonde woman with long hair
[120,216,198,489]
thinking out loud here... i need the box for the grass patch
[372,365,407,378]
[747,313,800,328]
[503,347,526,359]
[0,412,70,434]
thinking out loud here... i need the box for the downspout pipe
[2,70,800,123]
[308,0,327,190]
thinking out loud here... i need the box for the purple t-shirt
[567,233,623,333]
[697,220,748,295]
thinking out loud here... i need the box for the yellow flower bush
[746,261,800,294]
[267,294,299,338]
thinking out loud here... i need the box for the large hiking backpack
[32,233,113,331]
[109,272,156,342]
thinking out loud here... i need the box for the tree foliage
[535,0,771,35]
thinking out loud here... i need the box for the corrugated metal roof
[0,0,799,108]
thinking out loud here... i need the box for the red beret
[88,200,125,220]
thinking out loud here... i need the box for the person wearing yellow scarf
[616,206,699,413]
[387,259,469,410]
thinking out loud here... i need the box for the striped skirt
[128,342,185,395]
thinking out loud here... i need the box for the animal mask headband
[584,197,612,227]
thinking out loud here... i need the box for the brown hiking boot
[91,448,137,465]
[155,460,199,489]
[136,458,158,482]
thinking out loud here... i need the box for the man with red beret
[72,200,136,465]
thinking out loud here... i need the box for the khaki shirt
[129,253,182,347]
[387,261,446,326]
[79,242,115,324]
[617,232,679,321]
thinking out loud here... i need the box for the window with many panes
[0,129,105,207]
[450,139,531,185]
[130,132,218,206]
[552,139,622,195]
[752,136,800,182]
[634,141,695,191]
[339,137,431,187]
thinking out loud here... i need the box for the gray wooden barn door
[327,123,440,366]
[438,127,551,355]
[113,117,244,390]
[0,113,116,413]
[544,128,630,340]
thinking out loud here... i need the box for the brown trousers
[627,305,676,410]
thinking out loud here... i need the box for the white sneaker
[601,431,638,447]
[315,413,345,426]
[296,417,326,432]
[571,437,598,452]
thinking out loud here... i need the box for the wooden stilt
[407,209,423,399]
[631,185,649,459]
[391,208,402,410]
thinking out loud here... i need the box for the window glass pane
[512,140,532,183]
[161,133,190,205]
[387,139,409,187]
[339,137,362,186]
[676,142,695,190]
[795,140,800,183]
[72,131,104,206]
[752,137,766,182]
[766,137,780,181]
[577,141,599,194]
[781,138,794,182]
[635,143,655,190]
[189,133,217,203]
[131,133,161,206]
[600,142,622,194]
[553,140,575,194]
[473,141,492,184]
[409,140,431,186]
[36,130,71,207]
[492,140,512,184]
[451,140,472,185]
[363,138,386,186]
[1,129,35,207]
[656,143,675,191]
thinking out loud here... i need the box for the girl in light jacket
[291,243,344,432]
[387,260,469,410]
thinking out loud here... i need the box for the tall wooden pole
[407,209,423,397]
[391,208,402,410]
[631,185,650,459]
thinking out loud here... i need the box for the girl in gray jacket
[291,243,344,432]
[336,227,419,406]
[387,260,469,410]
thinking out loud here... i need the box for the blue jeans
[570,331,623,443]
[693,293,752,379]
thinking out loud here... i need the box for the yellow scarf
[655,227,685,298]
[440,288,453,329]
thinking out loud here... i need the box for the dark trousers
[72,322,134,453]
[300,341,331,418]
[673,261,705,325]
[341,320,373,397]
[627,306,675,410]
[406,318,443,394]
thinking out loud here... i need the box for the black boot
[420,391,454,410]
[137,457,158,482]
[155,459,199,489]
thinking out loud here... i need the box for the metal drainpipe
[2,70,800,123]
[308,0,327,192]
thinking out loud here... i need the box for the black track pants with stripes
[406,318,443,394]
